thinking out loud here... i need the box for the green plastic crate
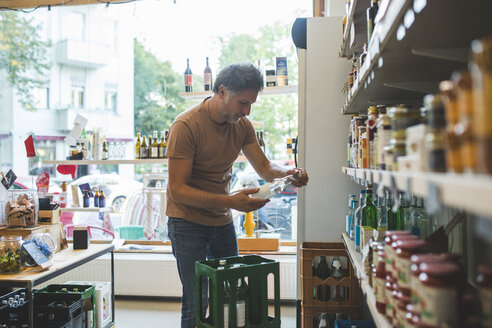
[34,284,96,328]
[195,255,280,328]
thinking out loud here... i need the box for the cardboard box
[38,209,61,225]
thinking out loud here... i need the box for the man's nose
[242,105,251,116]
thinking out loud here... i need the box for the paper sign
[36,172,50,187]
[79,183,93,197]
[24,135,36,157]
[65,114,89,145]
[1,169,17,190]
[57,165,77,179]
[22,243,50,266]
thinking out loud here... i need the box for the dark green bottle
[361,188,378,229]
[386,191,398,230]
[317,256,330,280]
[396,193,406,230]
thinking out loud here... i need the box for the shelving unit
[179,85,298,100]
[61,207,109,213]
[341,233,391,328]
[43,154,248,165]
[342,167,492,219]
[339,0,367,58]
[342,0,492,114]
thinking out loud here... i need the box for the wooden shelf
[179,85,298,100]
[342,233,392,328]
[43,155,248,165]
[342,0,492,114]
[61,207,109,213]
[342,167,492,219]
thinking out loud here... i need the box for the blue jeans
[168,217,238,328]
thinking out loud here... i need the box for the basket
[117,225,145,240]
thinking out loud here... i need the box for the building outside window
[105,90,117,112]
[103,18,118,54]
[65,11,86,41]
[32,87,50,109]
[71,85,85,109]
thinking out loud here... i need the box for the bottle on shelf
[367,0,379,43]
[204,57,212,91]
[94,189,99,208]
[102,141,109,160]
[355,189,366,251]
[386,191,398,230]
[406,195,417,233]
[345,194,356,236]
[135,132,141,159]
[164,130,169,158]
[349,200,358,240]
[148,135,153,158]
[184,58,193,92]
[377,192,387,229]
[396,193,407,230]
[151,131,159,159]
[414,197,431,239]
[158,131,166,159]
[367,106,378,169]
[361,186,378,248]
[99,189,106,208]
[83,190,90,208]
[140,136,148,159]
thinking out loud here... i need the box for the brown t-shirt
[165,98,257,226]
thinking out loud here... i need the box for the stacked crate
[300,242,361,328]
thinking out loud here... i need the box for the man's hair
[213,63,264,95]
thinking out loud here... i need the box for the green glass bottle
[361,187,378,229]
[316,256,330,280]
[396,193,406,230]
[386,191,398,230]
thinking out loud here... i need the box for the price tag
[425,181,441,215]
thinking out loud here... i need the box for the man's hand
[230,188,270,212]
[285,168,309,187]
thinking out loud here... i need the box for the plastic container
[0,288,29,327]
[21,232,56,267]
[0,235,24,273]
[66,281,112,328]
[6,189,38,227]
[117,225,145,240]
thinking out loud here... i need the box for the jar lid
[396,239,427,249]
[478,264,492,276]
[439,80,456,101]
[451,70,472,90]
[471,37,492,71]
[419,262,460,277]
[410,254,443,265]
[441,253,461,263]
[0,235,22,241]
[385,230,412,237]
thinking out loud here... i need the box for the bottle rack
[300,242,361,328]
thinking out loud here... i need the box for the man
[166,63,309,328]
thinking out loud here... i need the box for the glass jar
[418,262,460,327]
[21,233,56,267]
[6,189,38,227]
[440,80,463,173]
[375,250,386,314]
[387,234,418,282]
[476,264,492,328]
[471,37,492,174]
[0,236,23,273]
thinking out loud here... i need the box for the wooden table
[0,243,115,327]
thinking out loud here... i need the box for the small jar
[395,240,427,295]
[440,80,463,173]
[0,236,23,273]
[418,262,460,327]
[395,290,411,328]
[375,250,386,314]
[471,37,492,174]
[21,233,56,267]
[6,189,38,227]
[390,138,406,171]
[476,264,492,328]
[388,234,418,281]
[425,131,447,173]
[385,280,395,323]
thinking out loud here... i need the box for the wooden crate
[300,242,361,310]
[38,209,61,225]
[0,223,63,253]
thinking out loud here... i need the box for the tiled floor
[114,298,297,327]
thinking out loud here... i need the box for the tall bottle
[223,280,230,328]
[396,193,406,230]
[367,0,379,42]
[151,131,159,159]
[102,141,109,160]
[377,192,387,229]
[345,194,356,235]
[318,313,328,328]
[331,256,344,279]
[204,57,212,91]
[158,131,166,159]
[354,189,366,251]
[361,187,378,230]
[414,197,431,238]
[250,173,300,199]
[83,190,90,208]
[163,130,169,158]
[349,200,359,240]
[99,189,106,208]
[135,132,141,159]
[184,58,193,92]
[236,278,248,328]
[317,256,330,280]
[148,135,153,158]
[94,189,99,208]
[386,191,398,230]
[406,195,417,232]
[140,136,148,159]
